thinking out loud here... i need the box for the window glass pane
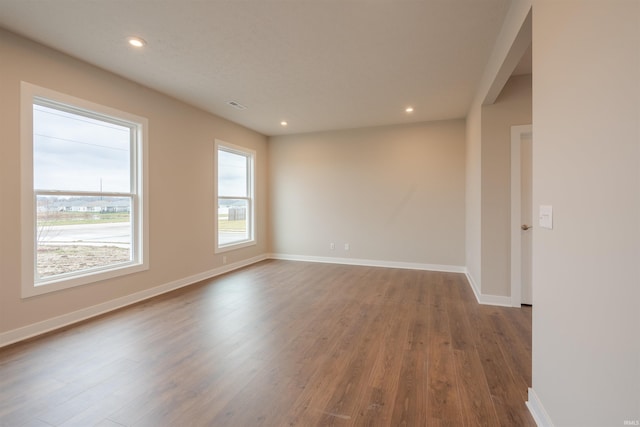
[33,104,131,193]
[218,149,247,197]
[36,195,132,280]
[218,199,248,246]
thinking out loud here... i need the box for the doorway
[510,125,533,306]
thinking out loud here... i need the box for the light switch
[539,205,553,229]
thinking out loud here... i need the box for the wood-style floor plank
[0,260,534,426]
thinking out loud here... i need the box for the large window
[21,83,148,297]
[215,140,255,252]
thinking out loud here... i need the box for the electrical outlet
[344,243,350,251]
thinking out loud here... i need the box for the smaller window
[215,141,255,252]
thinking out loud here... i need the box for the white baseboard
[0,254,268,348]
[479,293,513,307]
[464,270,513,307]
[269,253,466,273]
[465,270,482,302]
[1,254,517,348]
[526,387,554,427]
[271,255,514,306]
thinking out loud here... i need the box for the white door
[510,125,533,307]
[520,132,533,305]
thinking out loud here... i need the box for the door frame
[510,124,533,307]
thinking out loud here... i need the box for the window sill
[22,262,148,299]
[215,239,256,254]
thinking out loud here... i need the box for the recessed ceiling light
[127,37,146,48]
[405,106,414,113]
[281,121,288,127]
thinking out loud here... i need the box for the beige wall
[269,121,466,268]
[532,0,640,425]
[464,0,531,300]
[465,103,483,286]
[481,74,532,296]
[0,30,269,336]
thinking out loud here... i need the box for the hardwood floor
[0,260,534,426]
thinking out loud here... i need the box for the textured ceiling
[0,0,515,136]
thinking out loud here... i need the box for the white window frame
[215,140,256,253]
[20,82,149,298]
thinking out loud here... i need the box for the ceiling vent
[226,100,247,110]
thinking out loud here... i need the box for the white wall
[269,121,466,269]
[531,1,640,425]
[0,30,269,341]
